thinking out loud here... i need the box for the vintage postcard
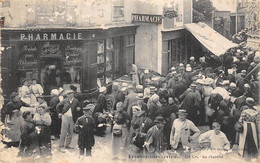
[0,0,259,162]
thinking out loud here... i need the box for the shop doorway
[39,57,62,95]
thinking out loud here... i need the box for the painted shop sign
[20,32,83,41]
[18,42,38,68]
[131,14,162,24]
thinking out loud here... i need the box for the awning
[185,22,238,56]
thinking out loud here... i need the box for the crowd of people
[1,35,259,161]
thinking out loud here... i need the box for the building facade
[0,0,193,98]
[211,0,246,38]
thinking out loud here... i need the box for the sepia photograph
[0,0,259,162]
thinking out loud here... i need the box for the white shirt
[214,87,230,100]
[64,99,73,117]
[199,130,230,150]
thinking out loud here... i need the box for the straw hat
[136,93,144,100]
[136,85,143,92]
[203,78,214,85]
[177,109,188,115]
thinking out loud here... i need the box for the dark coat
[145,125,165,153]
[49,95,61,136]
[208,94,223,110]
[49,96,60,114]
[230,88,243,97]
[225,74,236,83]
[148,103,158,121]
[95,93,107,113]
[113,91,125,110]
[56,98,83,123]
[4,100,29,118]
[172,81,188,99]
[142,117,154,134]
[19,120,40,157]
[75,115,95,149]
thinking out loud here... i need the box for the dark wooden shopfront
[1,25,137,98]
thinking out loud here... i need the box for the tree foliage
[193,0,215,22]
[193,9,206,23]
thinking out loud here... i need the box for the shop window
[112,0,124,21]
[63,42,83,85]
[2,0,10,8]
[97,40,105,87]
[168,38,185,68]
[126,35,135,46]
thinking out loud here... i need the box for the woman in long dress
[20,80,31,105]
[112,102,130,159]
[238,98,259,160]
[29,78,44,105]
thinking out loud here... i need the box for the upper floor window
[1,0,10,8]
[26,0,76,27]
[112,0,124,21]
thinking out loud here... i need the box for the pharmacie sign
[20,32,83,41]
[131,13,162,24]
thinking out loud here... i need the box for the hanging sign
[131,13,162,24]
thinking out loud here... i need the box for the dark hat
[10,92,19,100]
[65,90,75,95]
[154,116,166,124]
[132,123,140,130]
[70,85,77,92]
[137,110,146,117]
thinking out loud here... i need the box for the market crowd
[1,29,259,161]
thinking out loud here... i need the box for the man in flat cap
[56,89,82,151]
[75,104,95,157]
[144,116,166,154]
